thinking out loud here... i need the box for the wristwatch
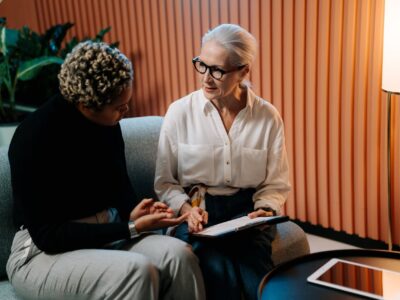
[128,221,139,239]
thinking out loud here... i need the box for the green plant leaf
[0,61,6,86]
[94,27,111,42]
[18,26,42,58]
[0,28,19,56]
[17,56,64,81]
[60,37,79,58]
[42,22,74,56]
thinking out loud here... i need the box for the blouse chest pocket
[240,147,268,186]
[178,143,215,184]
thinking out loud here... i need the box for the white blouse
[154,88,291,215]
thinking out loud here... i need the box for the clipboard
[192,215,289,238]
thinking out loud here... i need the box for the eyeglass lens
[193,60,224,79]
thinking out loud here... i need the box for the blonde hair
[58,41,133,109]
[202,24,257,67]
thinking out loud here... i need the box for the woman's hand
[179,202,208,233]
[248,208,275,219]
[187,207,208,233]
[130,198,173,221]
[135,212,189,232]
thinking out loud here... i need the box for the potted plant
[0,18,117,145]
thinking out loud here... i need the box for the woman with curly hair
[7,41,205,300]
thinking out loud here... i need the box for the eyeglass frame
[192,56,247,80]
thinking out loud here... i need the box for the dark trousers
[174,189,276,300]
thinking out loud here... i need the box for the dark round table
[258,249,400,300]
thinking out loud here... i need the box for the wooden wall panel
[2,0,398,247]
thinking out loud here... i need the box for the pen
[191,197,201,207]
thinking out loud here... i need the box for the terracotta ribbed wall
[2,0,399,247]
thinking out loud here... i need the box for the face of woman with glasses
[194,40,248,102]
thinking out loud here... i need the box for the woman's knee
[163,237,199,266]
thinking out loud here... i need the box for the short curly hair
[58,41,133,109]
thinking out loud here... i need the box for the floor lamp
[382,0,400,251]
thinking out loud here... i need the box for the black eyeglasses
[192,57,246,80]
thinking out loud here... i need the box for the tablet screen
[307,258,400,299]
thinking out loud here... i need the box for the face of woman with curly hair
[77,82,133,126]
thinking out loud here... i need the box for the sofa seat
[0,116,310,299]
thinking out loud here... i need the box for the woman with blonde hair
[155,24,290,300]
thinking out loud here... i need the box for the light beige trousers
[7,229,205,300]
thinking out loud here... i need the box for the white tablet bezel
[307,258,400,300]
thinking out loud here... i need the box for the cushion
[120,116,163,200]
[0,281,19,299]
[0,146,17,280]
[271,221,310,265]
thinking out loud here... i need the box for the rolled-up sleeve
[253,116,291,215]
[154,111,189,215]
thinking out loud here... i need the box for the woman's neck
[211,85,247,114]
[211,85,248,133]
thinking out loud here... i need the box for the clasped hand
[187,206,209,233]
[130,198,188,233]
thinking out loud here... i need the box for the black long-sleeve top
[8,95,137,253]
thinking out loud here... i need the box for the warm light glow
[382,0,400,93]
[383,271,400,300]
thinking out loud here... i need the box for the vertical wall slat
[328,0,344,231]
[379,91,389,242]
[239,0,250,31]
[305,0,318,224]
[220,0,229,23]
[393,96,400,244]
[84,0,94,37]
[63,0,74,41]
[341,0,357,234]
[316,0,330,227]
[353,0,370,238]
[174,1,188,98]
[183,0,196,95]
[120,0,131,54]
[200,0,210,35]
[77,0,90,37]
[42,0,53,30]
[271,0,283,112]
[91,0,101,41]
[191,0,202,94]
[143,0,157,115]
[71,0,82,38]
[149,0,165,115]
[34,0,45,33]
[126,0,140,115]
[210,0,219,28]
[365,0,383,241]
[260,0,272,101]
[293,0,307,222]
[52,0,62,27]
[282,0,295,217]
[59,0,71,29]
[249,0,261,95]
[46,0,56,29]
[113,0,124,50]
[228,0,239,25]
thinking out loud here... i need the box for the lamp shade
[382,0,400,93]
